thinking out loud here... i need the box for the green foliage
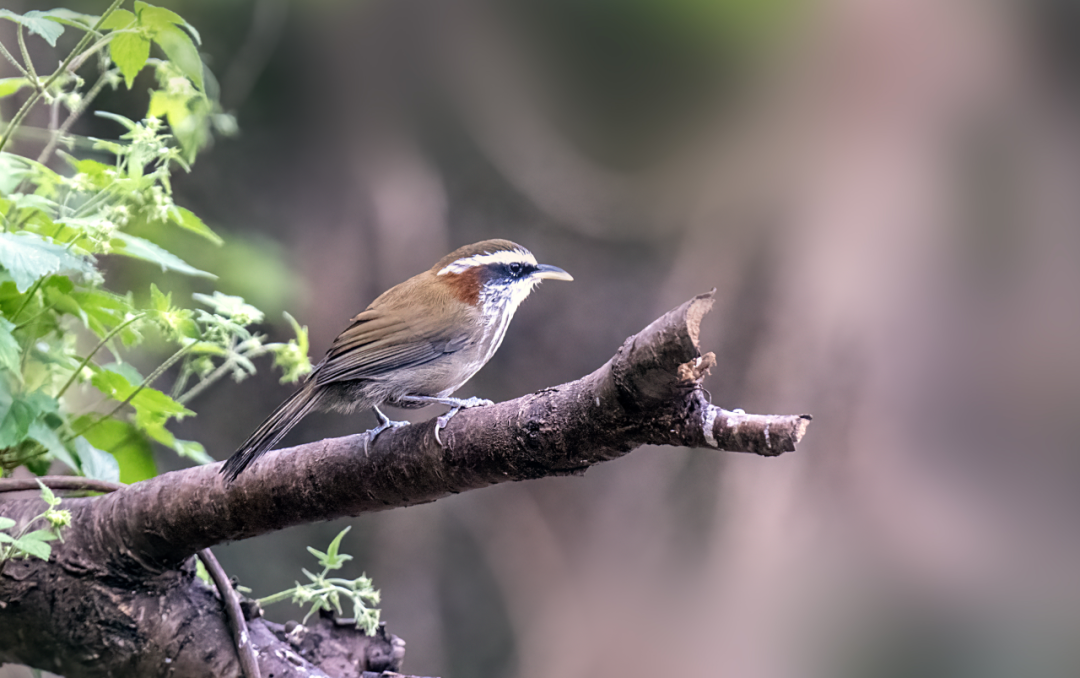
[0,1,313,481]
[257,527,382,635]
[0,480,70,568]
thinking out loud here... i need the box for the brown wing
[313,307,471,385]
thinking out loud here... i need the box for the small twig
[67,343,194,441]
[36,68,117,166]
[200,548,261,678]
[55,314,145,399]
[0,0,125,154]
[16,26,41,91]
[0,38,31,80]
[0,476,260,678]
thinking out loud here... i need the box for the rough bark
[0,291,810,677]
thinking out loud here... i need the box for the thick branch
[0,292,809,677]
[48,291,806,574]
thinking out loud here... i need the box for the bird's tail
[221,384,322,483]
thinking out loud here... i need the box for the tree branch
[0,292,809,677]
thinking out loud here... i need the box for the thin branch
[0,0,125,153]
[36,67,116,165]
[16,25,41,90]
[55,314,145,399]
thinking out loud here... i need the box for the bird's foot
[368,405,410,441]
[434,398,493,446]
[397,395,494,446]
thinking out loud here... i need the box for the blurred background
[6,0,1080,676]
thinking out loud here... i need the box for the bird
[220,239,573,482]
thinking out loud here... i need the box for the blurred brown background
[6,0,1080,676]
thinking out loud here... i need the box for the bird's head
[433,239,572,317]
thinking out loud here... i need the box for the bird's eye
[508,263,523,277]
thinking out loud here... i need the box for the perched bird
[220,239,572,482]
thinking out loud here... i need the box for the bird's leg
[396,395,495,445]
[368,405,411,440]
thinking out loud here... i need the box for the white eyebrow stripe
[438,249,537,275]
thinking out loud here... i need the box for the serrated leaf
[0,10,65,47]
[152,23,203,90]
[110,32,151,89]
[12,536,51,560]
[109,232,215,278]
[74,437,120,483]
[0,232,95,293]
[169,207,222,245]
[0,318,19,375]
[0,517,15,530]
[0,77,29,99]
[99,8,136,31]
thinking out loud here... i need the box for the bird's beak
[533,264,573,282]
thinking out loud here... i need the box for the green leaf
[82,419,156,483]
[134,2,200,45]
[0,232,95,293]
[22,529,57,543]
[0,394,35,448]
[0,390,58,448]
[110,32,151,89]
[89,369,193,454]
[0,10,66,47]
[0,77,29,99]
[109,232,215,279]
[172,438,212,465]
[11,535,51,560]
[28,419,76,471]
[169,207,222,245]
[0,516,15,530]
[152,23,203,90]
[0,153,31,193]
[0,318,19,375]
[309,527,353,570]
[35,478,58,507]
[74,437,120,483]
[150,22,203,91]
[99,8,136,30]
[35,9,99,31]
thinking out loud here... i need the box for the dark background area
[5,0,1080,676]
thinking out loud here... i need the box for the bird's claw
[433,397,494,446]
[369,406,410,441]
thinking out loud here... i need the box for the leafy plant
[257,526,382,635]
[0,479,70,569]
[0,2,312,481]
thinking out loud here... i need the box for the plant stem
[0,0,125,154]
[16,26,41,90]
[9,277,45,323]
[36,68,116,165]
[67,342,194,442]
[0,37,30,79]
[55,314,145,399]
